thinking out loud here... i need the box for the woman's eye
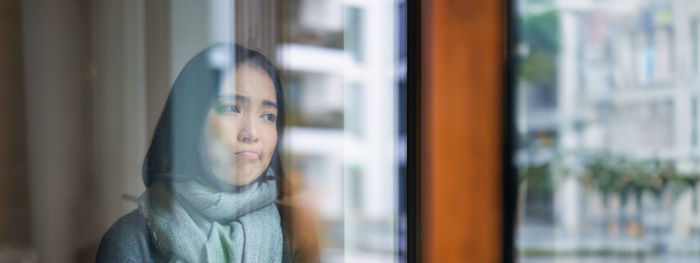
[215,104,240,114]
[261,113,277,122]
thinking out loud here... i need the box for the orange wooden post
[422,0,504,262]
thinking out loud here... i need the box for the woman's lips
[235,151,259,160]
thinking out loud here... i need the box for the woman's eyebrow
[219,94,277,108]
[262,100,278,109]
[218,94,249,102]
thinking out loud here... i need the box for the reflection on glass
[279,1,400,262]
[5,0,403,261]
[516,0,700,262]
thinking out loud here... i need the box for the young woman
[96,44,314,262]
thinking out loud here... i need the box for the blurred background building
[516,0,700,261]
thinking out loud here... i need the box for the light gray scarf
[138,178,282,263]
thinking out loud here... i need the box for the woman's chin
[220,170,262,186]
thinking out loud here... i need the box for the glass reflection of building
[277,0,399,262]
[517,0,700,259]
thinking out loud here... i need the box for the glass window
[6,0,407,262]
[515,0,700,262]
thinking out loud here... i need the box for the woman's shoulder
[96,210,164,262]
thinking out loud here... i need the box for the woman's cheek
[213,117,238,142]
[265,130,278,160]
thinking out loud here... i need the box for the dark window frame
[504,0,518,263]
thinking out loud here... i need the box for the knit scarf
[137,178,282,263]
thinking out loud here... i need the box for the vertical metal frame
[503,0,518,261]
[406,0,422,261]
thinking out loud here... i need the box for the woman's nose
[237,113,258,143]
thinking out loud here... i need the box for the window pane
[5,0,406,262]
[515,0,700,262]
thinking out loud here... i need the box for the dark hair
[142,43,286,195]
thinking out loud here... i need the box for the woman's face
[204,64,278,186]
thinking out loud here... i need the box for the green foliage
[581,154,620,198]
[518,10,559,87]
[519,10,560,54]
[577,153,700,205]
[520,51,556,85]
[520,151,700,204]
[519,161,553,191]
[582,154,670,198]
